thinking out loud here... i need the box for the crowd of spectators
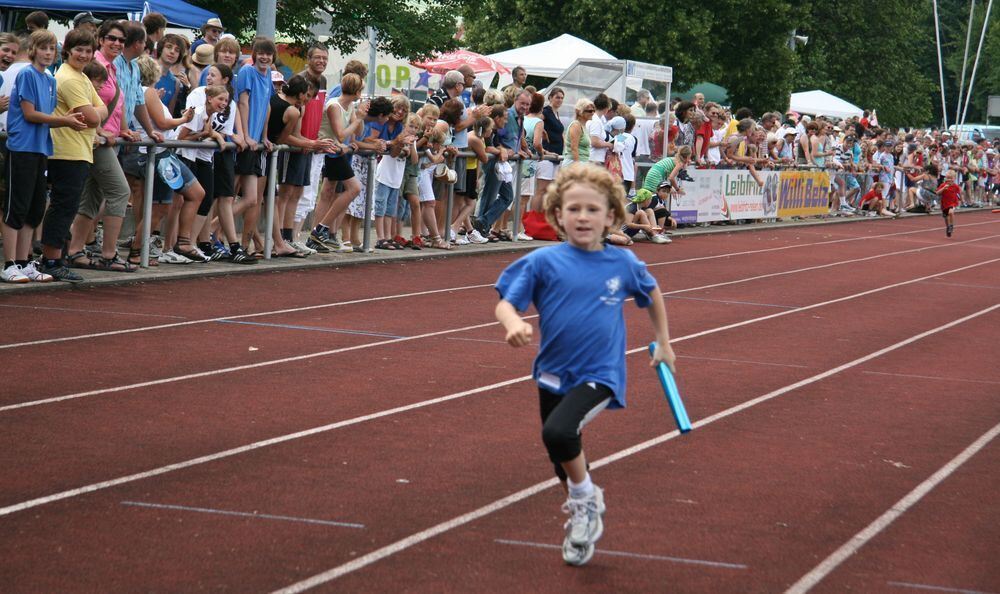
[0,11,997,284]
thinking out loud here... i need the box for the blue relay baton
[649,342,692,433]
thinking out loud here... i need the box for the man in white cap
[191,18,224,52]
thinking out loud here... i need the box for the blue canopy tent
[0,0,218,30]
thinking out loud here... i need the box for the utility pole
[257,0,276,38]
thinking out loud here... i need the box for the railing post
[140,151,156,268]
[263,148,279,260]
[444,156,455,244]
[363,152,376,253]
[511,156,523,242]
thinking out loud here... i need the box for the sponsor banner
[661,169,778,223]
[777,171,830,218]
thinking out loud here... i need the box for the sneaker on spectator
[291,240,316,255]
[118,235,134,249]
[20,261,54,282]
[229,246,258,264]
[1,263,29,283]
[40,260,84,283]
[651,233,672,244]
[305,236,330,253]
[158,250,193,265]
[516,231,534,241]
[209,244,231,261]
[468,229,489,244]
[676,169,695,182]
[455,234,470,246]
[337,241,354,253]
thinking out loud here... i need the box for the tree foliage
[189,0,461,59]
[462,0,1000,127]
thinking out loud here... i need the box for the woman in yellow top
[562,99,593,164]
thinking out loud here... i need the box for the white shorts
[418,168,436,203]
[520,174,535,196]
[536,160,559,181]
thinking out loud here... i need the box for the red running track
[0,212,998,593]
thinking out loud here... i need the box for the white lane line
[677,355,809,369]
[666,295,798,309]
[0,304,188,319]
[6,242,996,414]
[120,500,365,529]
[0,283,495,350]
[269,303,1000,593]
[4,220,993,351]
[1,263,996,519]
[493,538,748,569]
[644,219,999,269]
[785,420,1000,594]
[887,580,998,594]
[861,370,1000,386]
[921,280,1000,290]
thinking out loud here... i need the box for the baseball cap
[73,12,102,27]
[157,153,185,190]
[271,70,285,84]
[608,116,627,131]
[780,126,796,137]
[656,179,673,190]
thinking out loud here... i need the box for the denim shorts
[373,182,400,217]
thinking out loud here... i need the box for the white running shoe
[468,229,489,244]
[562,486,605,547]
[337,241,354,253]
[290,240,316,255]
[516,231,534,241]
[1,263,29,283]
[20,261,54,282]
[158,250,193,264]
[454,235,470,246]
[562,537,595,566]
[651,233,672,244]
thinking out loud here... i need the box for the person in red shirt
[859,182,893,216]
[937,169,962,237]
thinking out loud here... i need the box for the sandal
[93,253,137,272]
[67,251,97,269]
[409,236,423,250]
[174,245,210,263]
[128,246,158,266]
[429,236,452,250]
[486,232,501,243]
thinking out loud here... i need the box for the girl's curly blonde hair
[543,163,627,237]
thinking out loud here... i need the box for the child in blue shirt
[1,30,87,283]
[494,163,676,566]
[234,37,276,253]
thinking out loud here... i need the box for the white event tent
[789,90,864,119]
[486,34,616,80]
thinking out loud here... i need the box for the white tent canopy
[486,34,616,79]
[789,90,864,120]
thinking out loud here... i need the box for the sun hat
[192,44,215,67]
[157,153,185,190]
[202,18,225,32]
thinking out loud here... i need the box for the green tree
[794,0,936,127]
[190,0,461,59]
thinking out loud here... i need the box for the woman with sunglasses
[562,99,593,164]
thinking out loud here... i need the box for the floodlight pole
[257,0,276,38]
[367,27,378,96]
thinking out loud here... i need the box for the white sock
[839,196,849,208]
[567,473,595,499]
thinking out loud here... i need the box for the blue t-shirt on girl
[235,66,273,142]
[496,243,658,408]
[7,65,56,155]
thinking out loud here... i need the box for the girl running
[494,164,676,566]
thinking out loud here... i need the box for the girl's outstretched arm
[646,286,676,372]
[495,299,533,347]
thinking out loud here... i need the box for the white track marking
[3,220,995,351]
[5,244,997,413]
[120,501,365,529]
[493,539,748,569]
[0,304,187,319]
[862,370,1000,386]
[270,304,1000,593]
[0,260,996,521]
[887,581,998,594]
[677,355,809,369]
[785,420,1000,594]
[921,280,1000,290]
